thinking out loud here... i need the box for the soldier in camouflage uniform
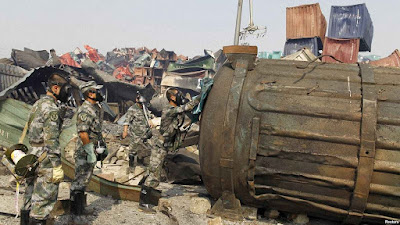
[122,94,152,170]
[70,81,106,215]
[21,72,72,225]
[139,88,200,212]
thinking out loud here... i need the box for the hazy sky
[0,0,398,58]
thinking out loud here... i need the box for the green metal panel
[167,55,215,72]
[0,99,31,148]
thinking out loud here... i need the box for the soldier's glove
[145,129,153,139]
[83,142,96,164]
[51,165,64,183]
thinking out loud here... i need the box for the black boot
[70,190,85,215]
[129,153,137,172]
[29,218,46,225]
[20,209,30,225]
[139,185,161,213]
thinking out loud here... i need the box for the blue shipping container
[283,37,322,56]
[327,3,374,52]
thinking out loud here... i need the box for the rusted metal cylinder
[199,46,400,224]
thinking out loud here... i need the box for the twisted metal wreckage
[0,45,400,225]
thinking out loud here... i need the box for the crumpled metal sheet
[81,60,155,103]
[161,70,206,92]
[0,66,80,105]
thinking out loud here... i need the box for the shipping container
[328,3,374,52]
[283,37,322,56]
[286,3,327,43]
[369,50,400,68]
[322,38,360,64]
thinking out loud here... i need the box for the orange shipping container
[369,49,400,68]
[286,3,327,43]
[322,38,360,64]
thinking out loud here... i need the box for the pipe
[234,0,243,45]
[249,0,254,26]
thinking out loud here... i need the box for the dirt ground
[0,173,339,225]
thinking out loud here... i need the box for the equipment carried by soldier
[1,144,38,179]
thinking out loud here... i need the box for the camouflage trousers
[70,145,96,192]
[128,134,152,163]
[144,133,167,188]
[22,147,60,220]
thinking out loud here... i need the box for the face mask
[55,83,72,103]
[89,90,104,102]
[174,91,187,106]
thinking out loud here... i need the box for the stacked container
[284,3,327,56]
[323,3,374,63]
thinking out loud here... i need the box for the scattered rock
[190,197,211,214]
[293,214,309,225]
[265,209,280,219]
[158,198,172,211]
[208,216,223,225]
[116,160,128,166]
[116,151,127,160]
[110,157,118,164]
[242,206,258,220]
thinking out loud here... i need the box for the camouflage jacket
[160,97,200,148]
[28,95,62,156]
[124,103,150,137]
[76,100,104,144]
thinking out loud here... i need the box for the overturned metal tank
[199,46,400,224]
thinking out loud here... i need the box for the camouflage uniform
[124,104,151,159]
[70,100,104,192]
[144,97,200,188]
[23,95,62,220]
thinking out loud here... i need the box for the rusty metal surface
[369,49,400,68]
[322,38,360,64]
[199,57,400,224]
[286,3,327,43]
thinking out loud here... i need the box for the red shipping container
[59,53,81,68]
[113,65,132,80]
[322,38,360,64]
[369,50,400,68]
[286,3,327,43]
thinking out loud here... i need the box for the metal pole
[249,0,254,26]
[234,0,243,45]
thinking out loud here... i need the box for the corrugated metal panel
[0,64,28,92]
[283,37,322,56]
[286,3,327,43]
[328,3,374,52]
[282,48,320,62]
[0,99,31,147]
[322,38,360,64]
[369,50,400,68]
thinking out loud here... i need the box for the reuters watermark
[385,220,400,224]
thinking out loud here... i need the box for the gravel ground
[0,173,338,225]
